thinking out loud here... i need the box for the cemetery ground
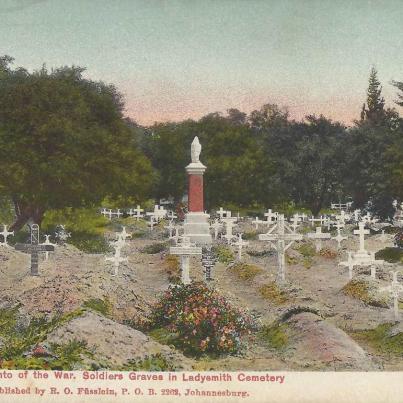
[0,214,402,372]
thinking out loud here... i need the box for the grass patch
[212,245,234,264]
[375,247,403,263]
[121,353,177,371]
[247,249,274,257]
[350,323,403,357]
[229,263,263,281]
[297,242,316,257]
[148,328,179,345]
[258,323,289,350]
[243,231,259,240]
[0,307,84,361]
[342,278,389,308]
[259,282,289,305]
[140,242,168,254]
[83,298,112,316]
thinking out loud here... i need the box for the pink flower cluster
[151,282,257,356]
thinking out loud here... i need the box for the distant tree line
[0,56,402,229]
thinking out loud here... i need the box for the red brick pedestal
[184,162,212,245]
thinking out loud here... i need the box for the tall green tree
[0,57,154,230]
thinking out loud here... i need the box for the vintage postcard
[0,1,402,402]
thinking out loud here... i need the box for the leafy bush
[229,263,263,281]
[150,282,257,356]
[121,353,177,371]
[259,282,289,305]
[375,247,403,263]
[68,232,112,254]
[212,245,235,264]
[83,298,112,316]
[319,247,338,259]
[342,278,389,308]
[140,242,167,254]
[0,307,84,362]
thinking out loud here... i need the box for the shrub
[342,278,389,308]
[319,247,338,259]
[140,242,167,254]
[83,298,112,316]
[68,233,112,254]
[259,323,288,350]
[150,282,257,356]
[212,245,234,264]
[229,263,263,281]
[259,283,289,305]
[375,247,403,263]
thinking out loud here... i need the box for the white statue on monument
[191,136,202,164]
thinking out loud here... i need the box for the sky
[1,0,403,126]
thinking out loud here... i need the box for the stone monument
[183,137,212,245]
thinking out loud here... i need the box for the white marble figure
[191,136,202,163]
[165,220,175,238]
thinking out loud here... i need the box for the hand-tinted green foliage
[0,57,154,230]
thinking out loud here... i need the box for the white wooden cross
[264,209,278,225]
[233,233,249,260]
[259,214,303,283]
[169,236,202,284]
[336,210,350,224]
[165,220,175,238]
[221,217,237,244]
[210,219,222,240]
[167,211,177,220]
[129,205,144,220]
[354,222,370,254]
[307,226,331,252]
[0,224,14,247]
[105,209,114,220]
[379,230,388,242]
[101,208,108,217]
[290,214,300,233]
[295,213,308,222]
[113,209,123,219]
[105,248,128,276]
[309,215,326,226]
[339,251,356,280]
[40,235,56,260]
[331,222,347,249]
[252,216,264,229]
[381,271,403,322]
[147,215,156,230]
[216,207,228,220]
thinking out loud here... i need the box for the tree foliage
[0,57,154,229]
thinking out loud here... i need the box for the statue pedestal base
[184,212,212,246]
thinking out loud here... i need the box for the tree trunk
[10,203,45,232]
